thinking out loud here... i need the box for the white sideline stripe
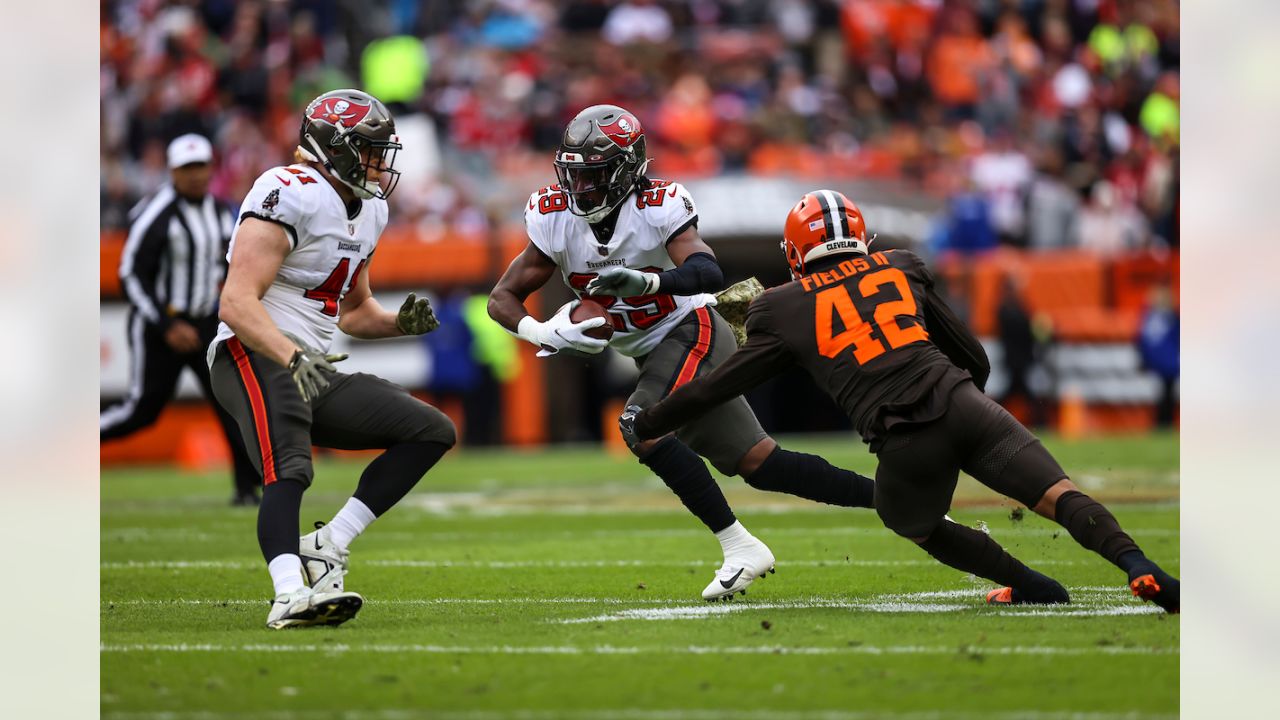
[560,604,973,621]
[560,601,1161,623]
[101,711,1178,720]
[101,558,1111,570]
[99,642,1174,657]
[554,588,1161,622]
[564,604,1162,623]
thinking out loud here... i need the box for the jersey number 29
[567,268,678,331]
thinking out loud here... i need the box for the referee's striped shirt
[119,184,233,323]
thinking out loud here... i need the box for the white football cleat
[702,537,776,602]
[266,586,364,629]
[300,521,349,593]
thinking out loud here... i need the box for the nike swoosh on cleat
[314,536,323,551]
[719,568,745,589]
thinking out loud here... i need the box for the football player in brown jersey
[621,190,1179,613]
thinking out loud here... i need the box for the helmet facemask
[554,149,645,223]
[302,129,402,201]
[780,237,806,281]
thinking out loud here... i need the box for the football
[571,300,615,341]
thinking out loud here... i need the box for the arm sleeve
[655,252,724,295]
[922,278,991,392]
[119,211,172,327]
[635,297,795,439]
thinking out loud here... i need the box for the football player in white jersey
[208,90,457,628]
[488,105,878,601]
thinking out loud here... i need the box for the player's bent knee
[409,406,457,448]
[274,454,315,489]
[630,434,673,459]
[877,504,943,542]
[1032,477,1077,518]
[736,437,778,478]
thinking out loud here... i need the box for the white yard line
[103,587,1162,620]
[557,592,1163,622]
[99,642,1174,657]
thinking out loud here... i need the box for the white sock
[327,497,377,550]
[714,520,754,556]
[267,554,305,596]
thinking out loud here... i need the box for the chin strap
[297,141,374,199]
[295,145,320,163]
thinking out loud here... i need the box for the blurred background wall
[99,0,1179,466]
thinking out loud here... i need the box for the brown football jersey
[636,249,990,449]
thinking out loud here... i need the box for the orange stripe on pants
[672,307,713,390]
[227,337,277,485]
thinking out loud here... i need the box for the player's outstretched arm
[336,261,436,339]
[923,284,991,391]
[218,218,304,367]
[628,319,795,444]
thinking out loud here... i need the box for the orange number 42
[814,267,928,363]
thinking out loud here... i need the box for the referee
[101,134,259,505]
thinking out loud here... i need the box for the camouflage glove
[586,267,660,296]
[714,277,765,346]
[396,293,440,335]
[288,346,347,403]
[618,403,644,449]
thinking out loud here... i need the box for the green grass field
[101,432,1179,720]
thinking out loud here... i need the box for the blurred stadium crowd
[101,0,1179,255]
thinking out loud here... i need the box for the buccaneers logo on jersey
[309,98,373,129]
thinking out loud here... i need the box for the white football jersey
[524,179,712,357]
[212,163,388,356]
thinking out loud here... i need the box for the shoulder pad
[634,180,698,239]
[526,184,571,218]
[524,184,569,256]
[242,167,311,230]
